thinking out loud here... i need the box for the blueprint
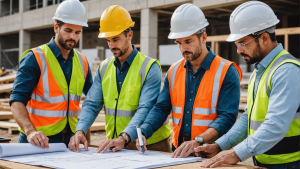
[0,145,204,169]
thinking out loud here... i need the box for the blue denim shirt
[76,45,162,142]
[215,44,300,161]
[140,46,241,141]
[9,37,93,106]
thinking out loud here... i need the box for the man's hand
[96,137,126,153]
[171,140,199,158]
[194,143,221,158]
[200,149,240,168]
[27,131,49,149]
[68,131,88,153]
[136,135,148,152]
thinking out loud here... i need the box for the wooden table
[0,145,263,169]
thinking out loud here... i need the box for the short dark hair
[122,27,132,38]
[55,20,65,28]
[196,32,204,39]
[250,32,277,43]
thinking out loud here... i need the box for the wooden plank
[239,103,247,111]
[90,122,105,131]
[275,27,300,36]
[0,98,10,103]
[0,83,13,93]
[0,121,19,134]
[0,74,16,84]
[0,111,13,120]
[0,105,11,111]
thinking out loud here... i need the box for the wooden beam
[211,41,215,53]
[215,42,219,55]
[284,34,289,51]
[277,0,299,6]
[0,111,13,120]
[0,83,13,93]
[207,35,228,42]
[157,10,173,15]
[275,27,300,35]
[215,8,233,13]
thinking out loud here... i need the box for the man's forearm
[11,101,36,135]
[200,128,219,144]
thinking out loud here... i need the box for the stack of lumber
[0,73,16,98]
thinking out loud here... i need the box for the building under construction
[0,0,299,73]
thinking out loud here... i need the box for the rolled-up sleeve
[234,63,300,161]
[9,51,40,106]
[122,63,162,142]
[209,64,240,137]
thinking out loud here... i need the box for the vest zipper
[112,95,120,139]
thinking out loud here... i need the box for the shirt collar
[253,43,284,70]
[46,37,74,58]
[114,45,138,68]
[184,46,216,71]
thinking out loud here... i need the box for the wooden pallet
[0,111,13,120]
[0,121,19,134]
[0,83,13,93]
[0,74,16,84]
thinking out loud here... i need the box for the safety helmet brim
[168,24,208,39]
[98,22,134,38]
[226,33,246,42]
[52,17,88,27]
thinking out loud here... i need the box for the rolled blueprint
[0,143,66,157]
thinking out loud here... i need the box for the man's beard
[111,41,129,57]
[182,45,202,62]
[58,33,77,50]
[241,42,264,64]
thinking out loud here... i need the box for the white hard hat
[52,0,88,27]
[168,3,208,39]
[226,1,279,42]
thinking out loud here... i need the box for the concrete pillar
[19,30,31,61]
[19,0,23,13]
[43,0,48,7]
[140,8,158,59]
[10,0,12,15]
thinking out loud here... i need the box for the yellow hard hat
[98,5,135,38]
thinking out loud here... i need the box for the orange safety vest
[19,45,88,136]
[168,55,242,148]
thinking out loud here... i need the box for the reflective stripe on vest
[100,53,171,144]
[265,54,300,97]
[20,45,88,136]
[104,107,136,117]
[170,58,229,127]
[247,50,300,164]
[169,55,242,148]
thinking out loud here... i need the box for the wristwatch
[121,133,130,146]
[194,136,204,145]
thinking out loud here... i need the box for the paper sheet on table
[1,147,204,169]
[0,143,66,157]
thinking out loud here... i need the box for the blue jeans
[18,131,74,147]
[254,157,300,169]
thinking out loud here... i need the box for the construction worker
[196,1,300,168]
[9,0,93,149]
[68,5,171,153]
[136,3,242,157]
